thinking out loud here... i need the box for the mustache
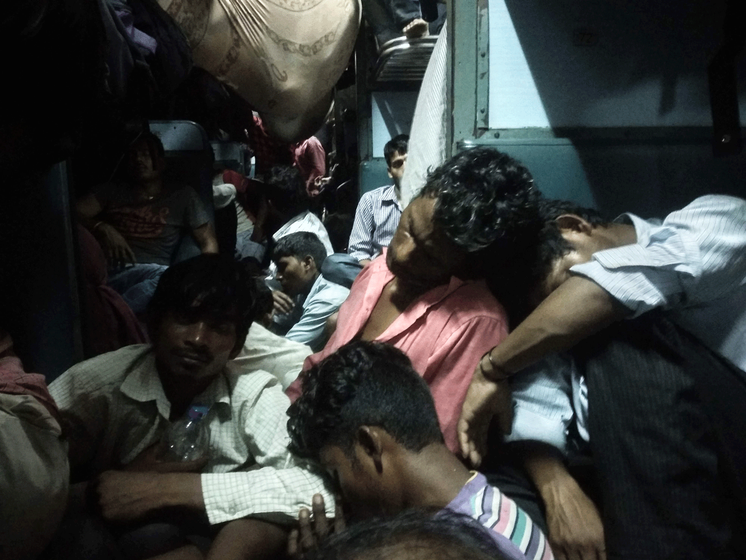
[173,348,212,363]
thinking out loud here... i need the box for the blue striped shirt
[509,194,746,456]
[573,194,746,374]
[348,185,403,261]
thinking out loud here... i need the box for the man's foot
[403,18,428,39]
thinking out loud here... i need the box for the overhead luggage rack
[374,36,438,83]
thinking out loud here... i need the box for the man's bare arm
[193,223,219,254]
[76,192,104,230]
[76,192,136,266]
[485,276,629,377]
[95,471,204,522]
[522,443,606,560]
[459,276,628,463]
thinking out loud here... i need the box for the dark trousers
[41,483,213,560]
[484,313,746,560]
[576,314,746,560]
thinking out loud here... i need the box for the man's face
[387,151,407,187]
[320,444,392,520]
[275,256,315,297]
[386,197,467,291]
[127,140,162,182]
[531,228,598,305]
[154,310,240,385]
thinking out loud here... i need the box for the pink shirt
[288,252,508,452]
[293,136,326,196]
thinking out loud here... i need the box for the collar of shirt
[615,211,659,247]
[363,250,475,340]
[380,185,403,211]
[119,347,232,421]
[300,273,326,308]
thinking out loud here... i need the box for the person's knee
[209,518,289,560]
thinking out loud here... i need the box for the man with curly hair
[287,147,543,453]
[287,341,553,560]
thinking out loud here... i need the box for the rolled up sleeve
[201,378,334,525]
[507,355,575,455]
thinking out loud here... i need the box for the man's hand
[273,290,295,316]
[523,446,606,560]
[93,470,168,522]
[543,474,606,560]
[287,494,345,558]
[95,223,136,268]
[458,366,513,467]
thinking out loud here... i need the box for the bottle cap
[188,405,210,420]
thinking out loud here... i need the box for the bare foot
[403,18,428,39]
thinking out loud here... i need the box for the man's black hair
[505,199,610,323]
[415,148,544,324]
[535,199,608,267]
[272,231,328,270]
[265,165,308,217]
[384,134,409,168]
[146,254,257,344]
[241,257,274,320]
[252,277,274,320]
[534,198,608,287]
[309,509,508,560]
[287,341,443,463]
[418,147,542,254]
[539,198,607,226]
[131,131,166,161]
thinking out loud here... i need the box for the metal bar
[448,0,480,157]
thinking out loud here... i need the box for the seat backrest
[148,120,215,263]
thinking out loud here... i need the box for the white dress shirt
[573,194,746,374]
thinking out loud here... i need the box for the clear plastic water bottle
[159,405,211,462]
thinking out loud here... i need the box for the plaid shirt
[49,345,333,525]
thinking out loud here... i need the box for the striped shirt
[446,472,554,560]
[348,185,403,261]
[509,195,746,456]
[572,194,746,374]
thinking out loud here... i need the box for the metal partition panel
[450,0,746,212]
[460,134,746,217]
[448,0,489,156]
